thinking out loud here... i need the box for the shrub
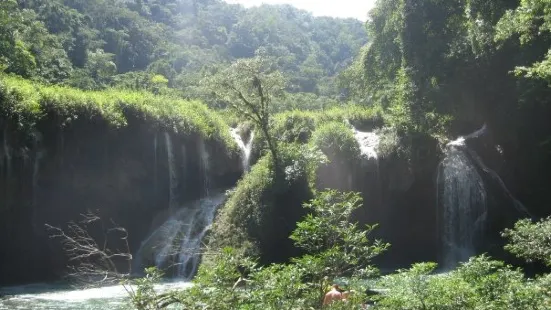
[272,111,317,144]
[378,256,550,310]
[502,217,551,267]
[311,122,360,163]
[207,144,322,264]
[270,104,383,145]
[0,74,236,149]
[129,189,388,310]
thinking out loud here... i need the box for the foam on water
[0,281,192,309]
[345,120,380,160]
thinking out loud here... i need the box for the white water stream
[230,127,255,172]
[164,132,178,211]
[437,124,529,268]
[134,192,227,280]
[345,120,380,160]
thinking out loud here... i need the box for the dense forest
[2,0,551,309]
[1,0,366,108]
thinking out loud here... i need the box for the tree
[502,217,551,267]
[290,189,390,308]
[496,0,551,82]
[45,212,132,287]
[209,50,286,169]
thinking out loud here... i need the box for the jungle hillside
[1,0,551,309]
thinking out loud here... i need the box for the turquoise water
[0,281,192,310]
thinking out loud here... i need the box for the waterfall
[198,139,210,197]
[135,136,219,279]
[345,120,380,160]
[437,124,528,268]
[438,142,487,268]
[164,132,178,211]
[354,130,380,160]
[134,192,227,279]
[1,126,11,178]
[176,194,224,279]
[32,148,45,209]
[153,134,158,195]
[29,132,46,234]
[230,127,255,172]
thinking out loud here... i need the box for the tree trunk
[261,124,279,171]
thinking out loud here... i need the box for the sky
[224,0,376,21]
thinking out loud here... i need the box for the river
[0,281,192,310]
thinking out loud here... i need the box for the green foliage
[354,0,515,136]
[130,189,386,310]
[208,53,286,167]
[209,52,287,113]
[208,144,324,259]
[124,267,169,310]
[291,190,389,280]
[0,0,72,82]
[271,105,383,145]
[311,122,360,162]
[128,193,551,310]
[496,0,551,82]
[208,155,276,257]
[502,217,551,266]
[272,110,318,144]
[378,256,551,310]
[2,0,367,104]
[177,248,260,310]
[0,74,236,149]
[274,92,341,112]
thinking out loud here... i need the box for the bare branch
[45,212,132,287]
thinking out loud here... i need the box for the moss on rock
[208,148,314,265]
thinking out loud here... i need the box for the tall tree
[208,51,286,170]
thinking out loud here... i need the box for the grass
[311,121,361,161]
[0,74,237,150]
[272,104,384,144]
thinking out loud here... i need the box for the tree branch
[45,212,132,287]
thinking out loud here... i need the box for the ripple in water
[0,281,192,310]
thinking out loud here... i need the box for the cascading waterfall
[180,144,187,191]
[26,131,45,234]
[153,134,158,195]
[437,139,487,268]
[437,124,528,268]
[32,137,45,209]
[230,127,255,172]
[136,136,222,279]
[176,194,225,278]
[1,126,12,178]
[135,193,227,280]
[345,120,381,191]
[198,138,210,197]
[164,132,178,211]
[354,129,380,160]
[345,120,380,161]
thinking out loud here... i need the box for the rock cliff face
[315,129,441,269]
[0,106,539,285]
[0,112,241,285]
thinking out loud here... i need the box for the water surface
[0,281,191,310]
